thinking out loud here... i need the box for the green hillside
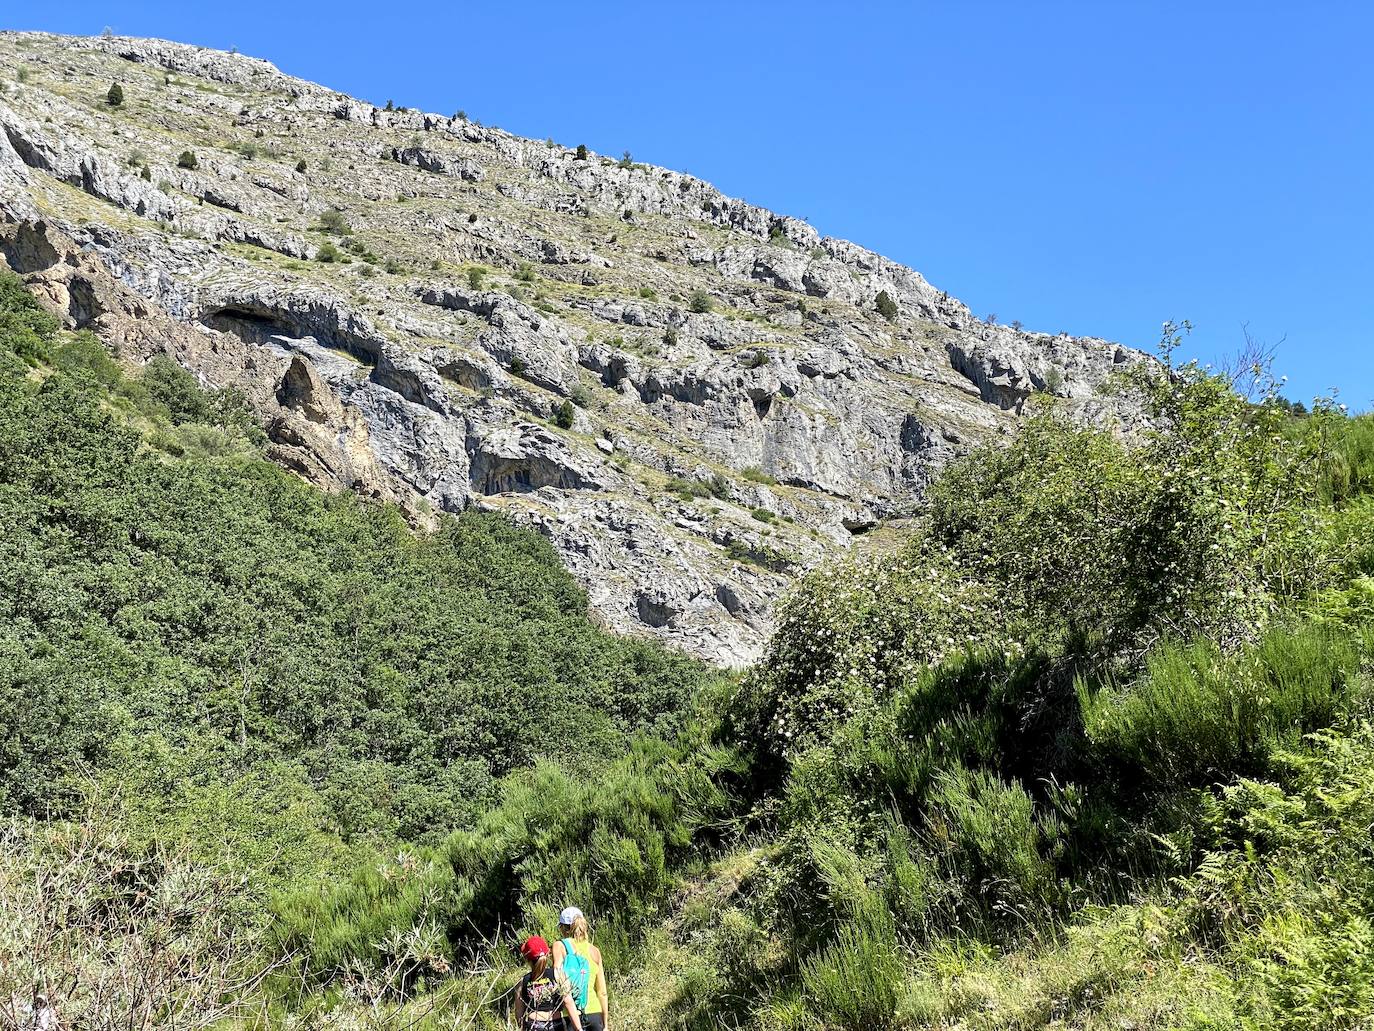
[2,274,1372,1030]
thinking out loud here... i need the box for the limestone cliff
[0,32,1145,664]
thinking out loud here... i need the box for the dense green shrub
[317,207,352,235]
[926,764,1063,918]
[1315,412,1374,506]
[874,290,898,321]
[176,149,197,169]
[553,400,575,429]
[275,714,744,982]
[106,81,123,106]
[0,292,719,838]
[929,361,1333,653]
[0,269,58,366]
[688,289,714,314]
[1190,722,1374,1028]
[734,540,1009,762]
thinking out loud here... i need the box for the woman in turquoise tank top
[553,906,608,1031]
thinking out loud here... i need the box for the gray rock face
[0,31,1149,665]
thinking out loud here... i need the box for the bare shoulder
[589,942,603,965]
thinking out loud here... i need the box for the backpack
[519,967,562,1015]
[559,938,591,1011]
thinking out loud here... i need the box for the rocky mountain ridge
[0,31,1144,664]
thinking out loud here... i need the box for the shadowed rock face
[0,31,1148,665]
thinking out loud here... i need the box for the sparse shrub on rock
[875,289,898,321]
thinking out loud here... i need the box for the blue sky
[12,1,1373,410]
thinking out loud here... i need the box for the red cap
[520,935,550,960]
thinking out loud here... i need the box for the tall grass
[1316,413,1374,506]
[800,902,904,1031]
[1080,621,1360,786]
[272,721,746,986]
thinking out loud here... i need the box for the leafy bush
[553,400,576,429]
[317,207,352,235]
[176,149,197,169]
[928,358,1334,653]
[0,269,58,366]
[467,265,487,290]
[106,81,123,106]
[295,158,307,173]
[0,287,719,838]
[315,240,342,262]
[736,541,1009,763]
[688,289,714,314]
[575,144,588,161]
[874,290,898,321]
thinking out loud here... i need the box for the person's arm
[512,982,526,1031]
[592,945,609,1031]
[595,964,609,1031]
[560,986,583,1031]
[552,939,567,970]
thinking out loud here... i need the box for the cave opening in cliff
[201,306,378,367]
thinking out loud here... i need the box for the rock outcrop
[0,31,1147,664]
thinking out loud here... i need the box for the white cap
[558,905,584,926]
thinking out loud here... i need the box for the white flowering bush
[734,538,1011,764]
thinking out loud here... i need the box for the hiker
[514,936,583,1031]
[552,906,609,1031]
